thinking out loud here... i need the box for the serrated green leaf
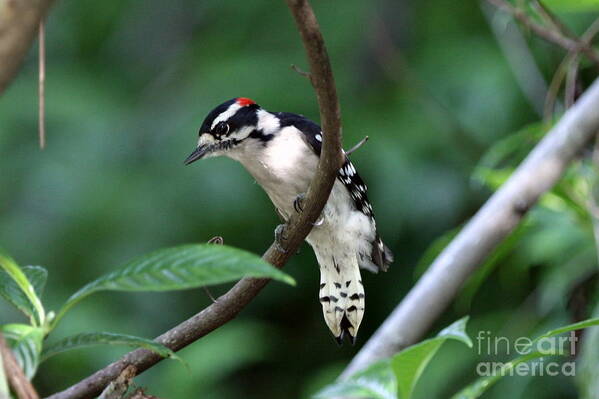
[0,266,48,323]
[392,317,472,399]
[0,248,45,326]
[41,332,181,363]
[53,244,294,328]
[23,266,48,299]
[314,360,397,399]
[1,324,44,379]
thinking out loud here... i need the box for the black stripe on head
[226,105,259,134]
[199,99,236,135]
[199,98,260,137]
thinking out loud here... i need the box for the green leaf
[456,224,529,312]
[472,122,549,190]
[474,122,548,171]
[53,244,294,327]
[453,317,599,398]
[576,305,599,398]
[451,351,549,399]
[314,360,397,399]
[1,324,44,379]
[392,317,472,399]
[532,317,599,346]
[316,317,473,399]
[0,266,48,322]
[23,266,48,299]
[0,248,46,326]
[541,0,599,12]
[41,332,181,363]
[471,168,513,191]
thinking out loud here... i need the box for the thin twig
[544,17,599,120]
[544,54,571,121]
[486,0,599,68]
[290,64,311,80]
[341,78,599,378]
[563,18,599,109]
[44,1,343,398]
[531,0,576,39]
[201,287,217,303]
[38,19,45,150]
[203,236,224,303]
[582,17,599,44]
[565,53,580,108]
[0,334,39,399]
[206,236,223,245]
[128,389,161,399]
[345,136,369,156]
[98,365,136,399]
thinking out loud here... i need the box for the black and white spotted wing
[277,112,393,272]
[278,113,373,215]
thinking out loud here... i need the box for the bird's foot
[293,193,306,213]
[274,224,288,253]
[293,193,324,226]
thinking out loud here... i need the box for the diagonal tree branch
[341,78,599,378]
[0,0,56,95]
[0,333,40,399]
[44,1,343,398]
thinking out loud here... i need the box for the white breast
[229,126,318,219]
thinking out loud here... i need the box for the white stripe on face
[211,103,242,130]
[256,109,280,134]
[229,125,255,141]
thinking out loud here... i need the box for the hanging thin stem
[38,20,46,150]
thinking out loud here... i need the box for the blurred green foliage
[0,242,290,387]
[1,0,599,398]
[315,317,599,399]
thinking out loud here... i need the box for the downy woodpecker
[185,98,393,344]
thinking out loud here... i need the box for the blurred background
[1,0,599,398]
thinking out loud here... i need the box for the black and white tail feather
[185,98,394,344]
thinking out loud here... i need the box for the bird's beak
[184,145,209,165]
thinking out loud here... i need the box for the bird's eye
[213,122,230,137]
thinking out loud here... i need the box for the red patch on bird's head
[236,97,256,107]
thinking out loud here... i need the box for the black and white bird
[185,98,393,344]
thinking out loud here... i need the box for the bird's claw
[293,193,306,213]
[274,224,288,253]
[294,193,324,226]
